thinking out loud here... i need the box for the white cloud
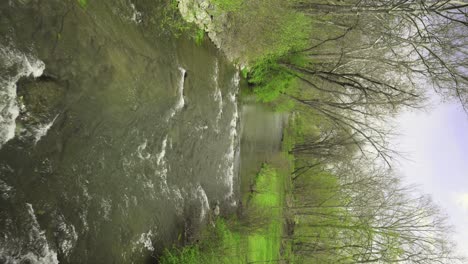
[456,193,468,211]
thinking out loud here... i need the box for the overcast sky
[394,99,468,257]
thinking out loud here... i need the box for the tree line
[242,0,467,263]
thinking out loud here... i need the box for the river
[0,1,285,263]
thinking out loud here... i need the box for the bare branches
[293,0,467,111]
[283,4,467,261]
[291,161,465,264]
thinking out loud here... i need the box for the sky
[394,99,468,258]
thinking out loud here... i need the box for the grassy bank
[160,162,292,264]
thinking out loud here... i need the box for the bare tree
[291,162,465,264]
[293,0,468,110]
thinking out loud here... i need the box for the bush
[248,52,308,102]
[194,28,205,46]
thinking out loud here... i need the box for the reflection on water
[239,101,288,200]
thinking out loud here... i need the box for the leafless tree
[291,163,466,263]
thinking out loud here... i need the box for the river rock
[177,0,239,63]
[17,77,65,118]
[15,76,66,142]
[213,204,220,216]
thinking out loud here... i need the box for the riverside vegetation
[161,0,467,263]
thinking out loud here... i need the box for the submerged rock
[17,76,65,117]
[15,76,66,142]
[213,204,220,216]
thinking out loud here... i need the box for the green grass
[159,246,201,264]
[160,164,288,263]
[250,165,281,206]
[194,29,205,46]
[160,219,243,264]
[246,164,284,263]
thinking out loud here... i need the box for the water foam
[156,136,168,165]
[151,134,187,211]
[172,187,185,216]
[55,214,78,257]
[0,46,45,149]
[213,60,223,132]
[155,135,171,195]
[0,203,59,264]
[130,2,142,23]
[194,184,210,221]
[33,114,58,144]
[0,179,13,200]
[223,72,240,199]
[195,125,208,132]
[100,198,112,221]
[137,139,151,160]
[135,230,154,252]
[168,67,186,120]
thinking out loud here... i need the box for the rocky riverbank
[177,0,246,67]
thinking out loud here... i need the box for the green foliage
[240,67,249,79]
[271,12,311,55]
[249,55,295,102]
[77,0,88,8]
[160,0,195,37]
[194,28,205,46]
[159,1,206,45]
[247,46,311,102]
[287,52,309,68]
[159,245,202,264]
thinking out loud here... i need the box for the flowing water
[0,1,242,263]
